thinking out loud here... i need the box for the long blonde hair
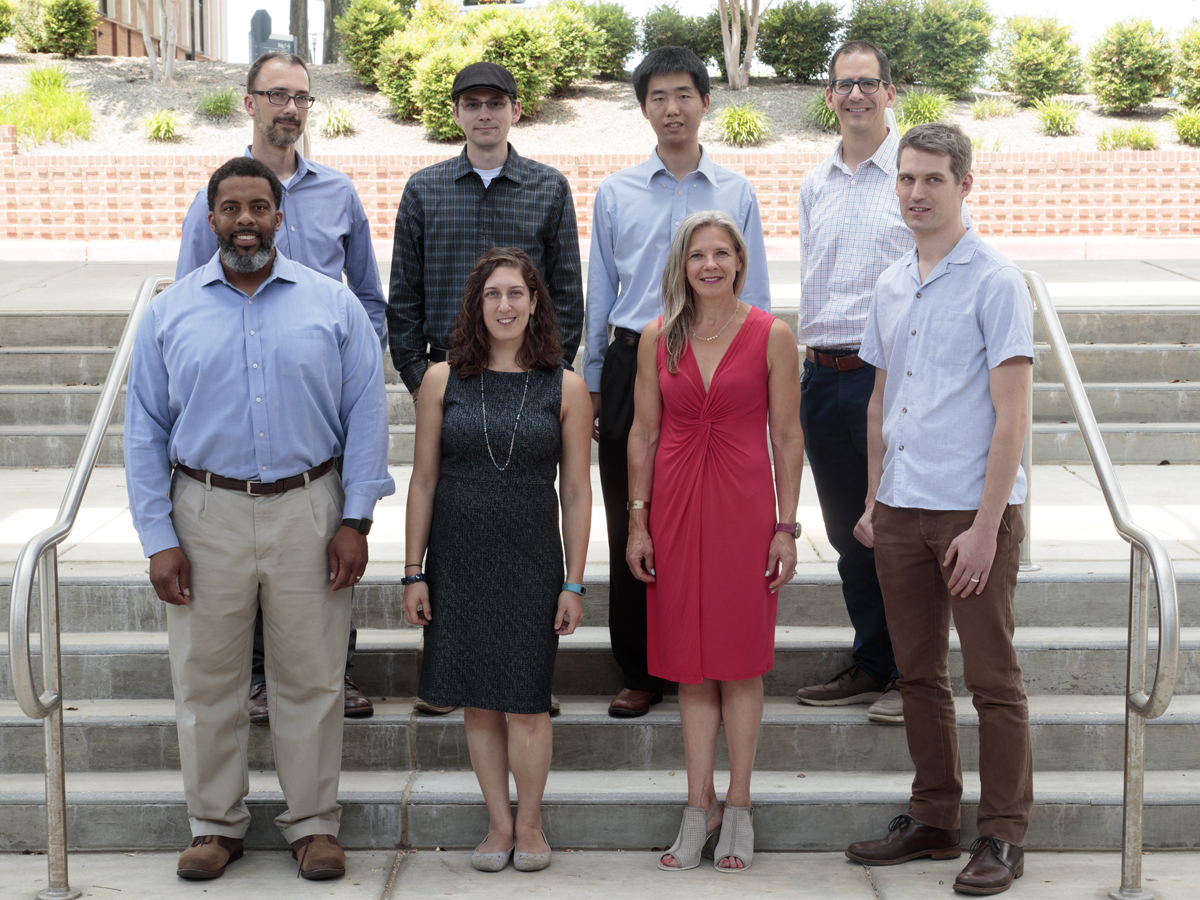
[659,210,749,374]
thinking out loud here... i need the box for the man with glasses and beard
[126,157,394,882]
[176,51,385,723]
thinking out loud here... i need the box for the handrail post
[1020,283,1038,571]
[1109,547,1153,900]
[38,548,80,900]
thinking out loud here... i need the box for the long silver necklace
[691,300,740,342]
[480,368,531,472]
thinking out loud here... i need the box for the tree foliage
[1086,18,1173,113]
[582,1,636,78]
[911,0,993,97]
[336,0,410,86]
[756,0,842,83]
[845,0,919,84]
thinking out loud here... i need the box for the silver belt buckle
[246,479,261,495]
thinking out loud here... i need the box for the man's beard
[217,228,275,273]
[256,111,303,148]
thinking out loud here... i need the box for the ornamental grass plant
[145,108,183,142]
[716,102,772,146]
[1096,125,1159,151]
[197,87,239,121]
[320,105,357,139]
[896,89,950,127]
[971,94,1017,119]
[805,92,840,132]
[1032,97,1080,136]
[1170,108,1200,147]
[0,64,93,147]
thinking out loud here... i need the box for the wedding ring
[969,577,980,583]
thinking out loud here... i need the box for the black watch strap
[341,518,372,536]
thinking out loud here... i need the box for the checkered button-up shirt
[386,145,584,393]
[798,127,969,350]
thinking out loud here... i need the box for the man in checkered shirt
[794,41,969,724]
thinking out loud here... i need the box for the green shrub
[640,2,703,54]
[991,17,1084,97]
[1087,19,1173,114]
[896,88,950,126]
[582,1,637,77]
[336,0,410,87]
[912,0,993,98]
[756,0,841,83]
[1169,107,1200,146]
[971,94,1016,119]
[375,1,460,119]
[1032,97,1079,136]
[320,105,356,138]
[716,101,772,145]
[1096,125,1159,151]
[39,0,96,56]
[540,2,602,93]
[845,0,919,84]
[0,0,17,43]
[0,62,92,145]
[14,0,49,53]
[145,109,182,142]
[805,92,840,131]
[197,87,238,120]
[414,43,484,140]
[474,13,557,117]
[26,62,69,90]
[1175,20,1200,108]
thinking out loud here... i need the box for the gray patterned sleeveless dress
[418,366,564,714]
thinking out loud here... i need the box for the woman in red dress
[627,210,804,873]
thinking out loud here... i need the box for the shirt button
[290,226,295,232]
[844,218,849,223]
[907,371,912,376]
[259,432,264,437]
[911,330,916,335]
[256,397,261,402]
[253,363,258,368]
[899,444,904,450]
[916,292,922,298]
[249,330,255,335]
[263,466,267,470]
[248,300,252,305]
[902,408,907,413]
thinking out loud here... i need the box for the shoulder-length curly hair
[659,210,748,375]
[449,247,563,378]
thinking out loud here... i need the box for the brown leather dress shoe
[291,833,346,880]
[845,814,962,866]
[177,835,243,880]
[953,835,1024,895]
[343,675,374,718]
[608,688,663,718]
[247,682,268,724]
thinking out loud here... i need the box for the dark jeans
[799,357,897,686]
[251,601,357,686]
[598,335,665,694]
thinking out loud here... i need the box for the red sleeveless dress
[646,305,778,684]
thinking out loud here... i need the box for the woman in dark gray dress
[402,248,593,873]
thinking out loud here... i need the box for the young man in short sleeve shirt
[845,123,1034,897]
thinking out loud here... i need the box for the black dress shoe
[845,814,962,865]
[247,681,268,724]
[953,835,1024,895]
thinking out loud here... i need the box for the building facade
[94,1,227,62]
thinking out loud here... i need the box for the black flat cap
[451,61,518,101]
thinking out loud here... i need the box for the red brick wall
[0,133,1196,241]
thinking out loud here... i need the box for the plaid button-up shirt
[386,145,584,393]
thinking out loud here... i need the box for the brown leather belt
[614,326,640,348]
[428,346,449,363]
[807,347,865,371]
[177,457,337,496]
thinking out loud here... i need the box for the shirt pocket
[925,311,980,368]
[277,325,339,384]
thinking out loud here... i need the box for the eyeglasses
[251,90,316,109]
[457,98,511,113]
[831,78,888,95]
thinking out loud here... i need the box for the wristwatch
[401,573,426,586]
[341,518,373,536]
[775,522,801,536]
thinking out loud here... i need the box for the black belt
[177,458,337,495]
[428,346,449,363]
[614,327,640,348]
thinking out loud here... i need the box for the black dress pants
[598,333,665,694]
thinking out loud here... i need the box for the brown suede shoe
[607,688,663,718]
[867,679,904,724]
[846,814,962,866]
[343,676,374,718]
[247,682,268,725]
[954,836,1024,895]
[797,664,884,706]
[291,833,346,880]
[177,835,243,880]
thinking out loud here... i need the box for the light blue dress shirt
[126,252,395,558]
[175,147,387,348]
[859,229,1033,511]
[583,147,772,391]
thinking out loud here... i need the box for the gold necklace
[690,300,739,342]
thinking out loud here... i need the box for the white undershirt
[474,166,503,188]
[280,172,299,190]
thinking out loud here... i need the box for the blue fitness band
[561,582,587,596]
[401,573,426,586]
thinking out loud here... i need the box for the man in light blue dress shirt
[127,158,394,882]
[584,47,770,718]
[846,124,1033,896]
[175,51,385,721]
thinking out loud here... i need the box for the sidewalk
[3,849,1196,899]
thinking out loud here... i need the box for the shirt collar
[453,144,524,184]
[200,249,299,293]
[643,145,718,188]
[244,145,313,182]
[904,226,981,285]
[833,126,900,176]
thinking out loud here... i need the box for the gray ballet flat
[658,800,722,871]
[470,835,514,872]
[513,830,552,872]
[713,804,754,872]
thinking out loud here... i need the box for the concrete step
[1034,383,1200,424]
[0,768,1197,851]
[4,575,1193,634]
[1032,423,1200,465]
[0,348,115,385]
[0,312,128,347]
[2,695,1197,776]
[2,627,1195,702]
[1035,308,1200,345]
[1035,345,1200,384]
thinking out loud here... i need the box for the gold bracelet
[627,500,650,511]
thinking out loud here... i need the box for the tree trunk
[291,0,309,61]
[741,0,764,90]
[162,0,178,82]
[135,0,162,82]
[718,0,743,91]
[324,0,349,64]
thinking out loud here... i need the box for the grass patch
[716,102,772,147]
[145,109,183,142]
[972,94,1017,119]
[197,87,239,121]
[1170,108,1200,147]
[0,64,92,146]
[1032,97,1080,136]
[320,105,356,139]
[1097,125,1159,151]
[805,93,839,132]
[896,89,951,128]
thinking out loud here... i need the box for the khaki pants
[166,470,352,843]
[872,503,1033,846]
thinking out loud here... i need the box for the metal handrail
[8,275,171,900]
[1024,271,1179,900]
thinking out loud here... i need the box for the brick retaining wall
[1,126,1196,241]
